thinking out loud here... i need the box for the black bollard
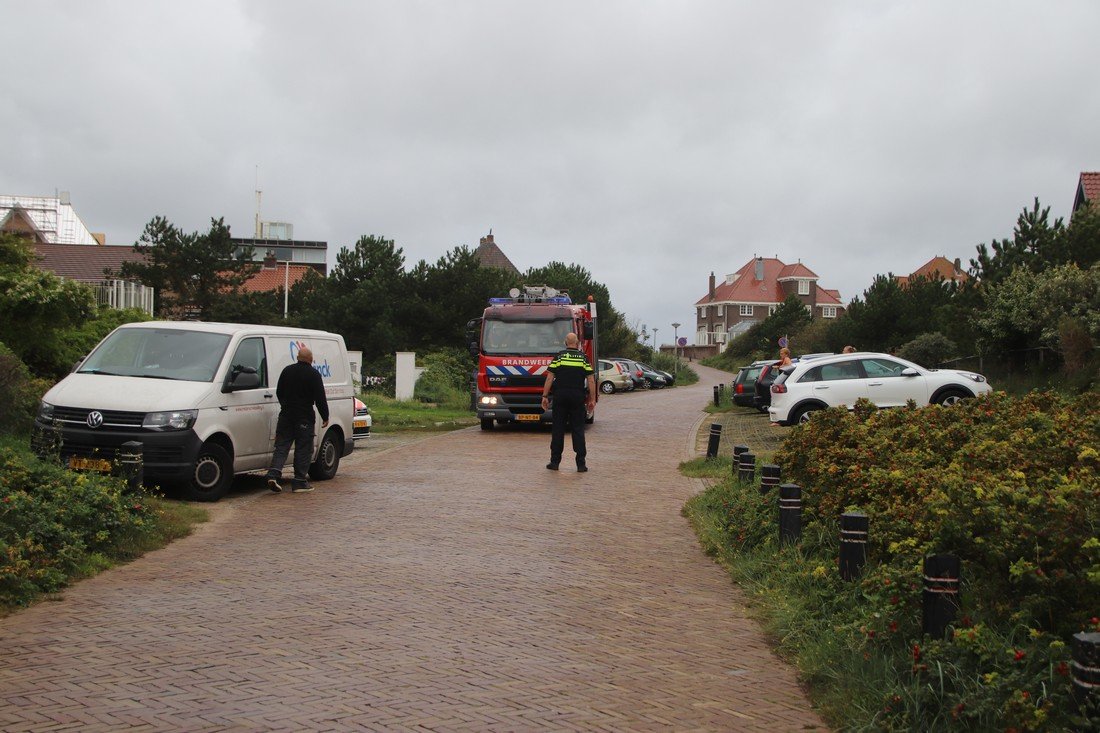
[839,512,869,581]
[118,441,144,492]
[713,385,720,407]
[760,463,781,494]
[778,483,802,546]
[469,371,477,411]
[738,451,756,483]
[706,422,722,459]
[921,554,961,638]
[1072,631,1100,714]
[731,444,749,475]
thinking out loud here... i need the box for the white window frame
[697,328,708,345]
[798,280,810,295]
[768,304,778,315]
[822,305,837,319]
[739,304,753,317]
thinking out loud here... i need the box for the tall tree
[0,233,96,375]
[969,198,1065,285]
[116,216,258,318]
[298,235,410,364]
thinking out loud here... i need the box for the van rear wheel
[309,429,341,480]
[184,442,233,502]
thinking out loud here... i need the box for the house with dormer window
[694,256,845,347]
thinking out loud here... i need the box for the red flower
[889,621,898,633]
[1056,662,1070,677]
[1013,650,1026,661]
[912,644,921,662]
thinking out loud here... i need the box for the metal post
[738,451,756,483]
[713,385,720,407]
[732,444,749,475]
[118,441,144,492]
[706,423,722,459]
[922,554,961,638]
[760,463,781,494]
[839,512,869,581]
[1072,632,1100,714]
[779,483,802,546]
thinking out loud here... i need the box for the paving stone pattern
[0,364,826,732]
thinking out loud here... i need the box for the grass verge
[363,393,479,433]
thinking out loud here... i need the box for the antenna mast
[254,165,262,238]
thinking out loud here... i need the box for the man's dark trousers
[549,388,587,467]
[267,413,314,488]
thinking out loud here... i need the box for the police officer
[540,332,596,472]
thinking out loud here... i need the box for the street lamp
[671,322,681,371]
[652,327,659,353]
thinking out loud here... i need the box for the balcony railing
[91,280,154,315]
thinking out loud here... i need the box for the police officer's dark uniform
[542,344,594,472]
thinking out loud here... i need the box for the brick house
[694,257,845,347]
[473,232,520,275]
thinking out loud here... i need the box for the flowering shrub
[687,391,1098,729]
[0,448,156,607]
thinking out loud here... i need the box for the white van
[34,321,355,501]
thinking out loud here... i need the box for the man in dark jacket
[540,333,596,472]
[266,346,329,493]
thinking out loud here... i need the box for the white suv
[768,352,992,426]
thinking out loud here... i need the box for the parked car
[609,358,646,390]
[597,359,632,394]
[733,360,774,409]
[634,361,668,389]
[637,361,675,387]
[753,353,833,410]
[768,352,993,426]
[353,397,372,440]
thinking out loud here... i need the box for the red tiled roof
[474,236,519,275]
[816,287,843,306]
[696,257,838,305]
[777,262,818,279]
[240,264,314,293]
[1075,172,1100,211]
[899,256,968,284]
[33,242,147,282]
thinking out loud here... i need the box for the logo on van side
[289,340,333,378]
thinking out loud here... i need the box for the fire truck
[467,285,597,430]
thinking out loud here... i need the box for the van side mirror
[901,368,919,377]
[223,366,260,392]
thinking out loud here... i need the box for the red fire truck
[467,285,597,430]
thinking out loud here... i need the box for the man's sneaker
[577,464,589,473]
[546,463,559,471]
[292,484,314,493]
[267,478,283,493]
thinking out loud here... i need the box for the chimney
[754,257,764,281]
[263,250,278,269]
[953,257,961,274]
[708,271,716,300]
[480,232,494,246]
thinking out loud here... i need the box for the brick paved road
[0,364,826,732]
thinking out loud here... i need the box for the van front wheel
[184,442,233,502]
[309,429,341,480]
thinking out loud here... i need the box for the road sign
[677,337,687,346]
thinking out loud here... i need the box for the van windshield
[482,319,573,355]
[78,328,232,382]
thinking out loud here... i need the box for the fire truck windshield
[482,319,573,355]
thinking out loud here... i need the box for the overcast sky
[4,2,1098,346]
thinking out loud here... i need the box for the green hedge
[689,392,1099,730]
[0,448,158,607]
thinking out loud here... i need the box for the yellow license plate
[516,413,542,422]
[69,456,113,472]
[353,419,368,428]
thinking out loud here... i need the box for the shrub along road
[0,364,825,731]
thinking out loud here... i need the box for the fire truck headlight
[479,396,498,406]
